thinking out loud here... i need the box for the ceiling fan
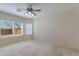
[16,4,41,16]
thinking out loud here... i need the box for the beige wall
[0,11,33,47]
[77,9,79,49]
[34,9,79,50]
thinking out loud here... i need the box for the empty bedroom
[0,3,79,56]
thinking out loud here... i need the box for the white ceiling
[0,3,78,19]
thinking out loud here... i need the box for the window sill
[0,34,23,39]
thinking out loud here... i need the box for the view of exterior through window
[14,22,23,35]
[0,20,23,37]
[0,20,13,35]
[26,24,32,35]
[0,20,32,38]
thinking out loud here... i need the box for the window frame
[25,23,32,35]
[0,20,23,38]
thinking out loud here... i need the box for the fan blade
[16,8,26,12]
[32,9,41,12]
[31,12,36,16]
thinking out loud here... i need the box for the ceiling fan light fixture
[16,4,41,17]
[28,12,32,14]
[25,13,28,16]
[25,12,34,16]
[31,13,34,16]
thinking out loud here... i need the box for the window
[25,23,32,35]
[0,20,32,38]
[0,20,23,37]
[0,20,13,36]
[14,22,23,35]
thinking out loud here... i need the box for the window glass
[14,22,23,35]
[0,20,13,35]
[0,20,23,37]
[0,20,33,38]
[26,24,32,35]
